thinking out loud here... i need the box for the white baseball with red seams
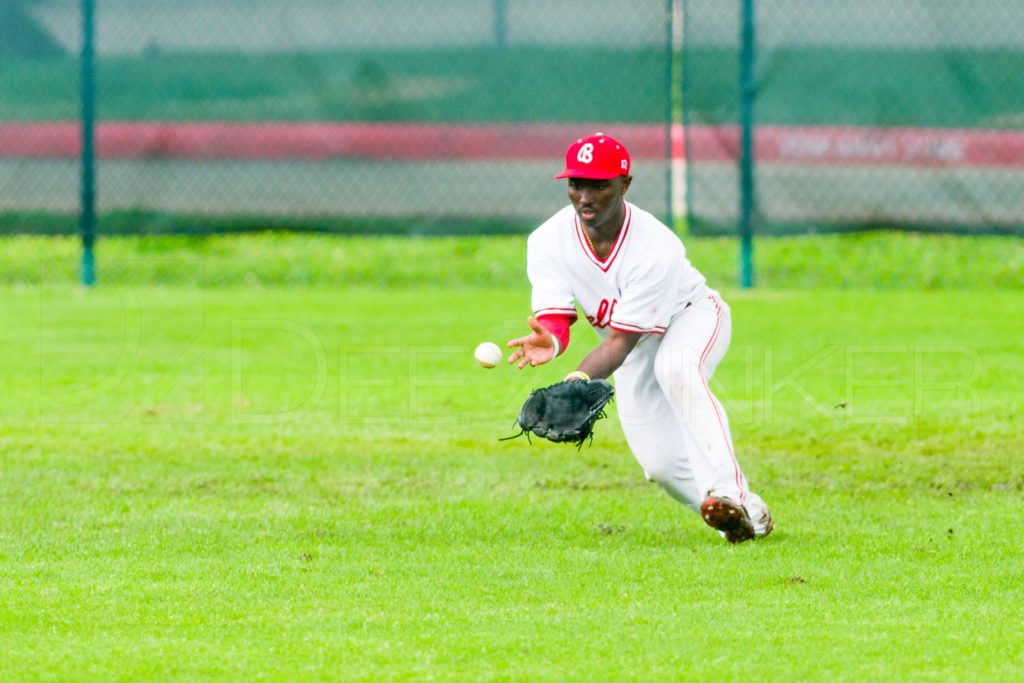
[526,200,768,521]
[474,341,503,368]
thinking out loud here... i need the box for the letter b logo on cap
[576,143,594,164]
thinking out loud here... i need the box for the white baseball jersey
[527,201,707,339]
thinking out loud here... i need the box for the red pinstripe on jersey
[699,293,747,503]
[574,204,631,273]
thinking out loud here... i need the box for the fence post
[493,0,506,48]
[669,0,686,233]
[665,0,674,229]
[738,0,755,288]
[80,0,96,286]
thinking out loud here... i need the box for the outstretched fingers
[506,316,554,369]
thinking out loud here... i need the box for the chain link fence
[683,0,1024,235]
[2,0,1024,285]
[1,0,673,236]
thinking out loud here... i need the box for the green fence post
[665,0,675,229]
[80,0,96,286]
[738,0,755,288]
[493,0,506,48]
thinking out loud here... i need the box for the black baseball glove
[503,378,615,446]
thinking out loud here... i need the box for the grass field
[1,233,1023,680]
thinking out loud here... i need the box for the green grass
[1,234,1023,680]
[2,231,1024,289]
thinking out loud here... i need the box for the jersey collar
[574,202,631,272]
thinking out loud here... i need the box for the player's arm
[573,329,641,380]
[514,223,576,369]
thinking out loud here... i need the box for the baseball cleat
[743,493,775,539]
[700,495,755,544]
[750,505,774,539]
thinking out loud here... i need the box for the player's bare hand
[506,316,556,369]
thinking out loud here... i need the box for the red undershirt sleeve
[536,313,575,356]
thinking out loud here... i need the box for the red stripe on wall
[0,122,664,161]
[1,122,1021,167]
[688,125,1024,168]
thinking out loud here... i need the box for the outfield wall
[3,122,1022,231]
[4,1,1023,235]
[5,123,1024,167]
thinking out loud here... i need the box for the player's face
[567,176,631,229]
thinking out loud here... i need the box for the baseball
[474,341,503,368]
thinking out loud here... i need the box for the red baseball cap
[554,133,631,180]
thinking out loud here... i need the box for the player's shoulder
[627,202,674,233]
[625,203,685,249]
[528,206,576,245]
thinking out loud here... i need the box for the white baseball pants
[613,288,751,512]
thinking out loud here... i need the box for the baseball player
[506,133,773,543]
